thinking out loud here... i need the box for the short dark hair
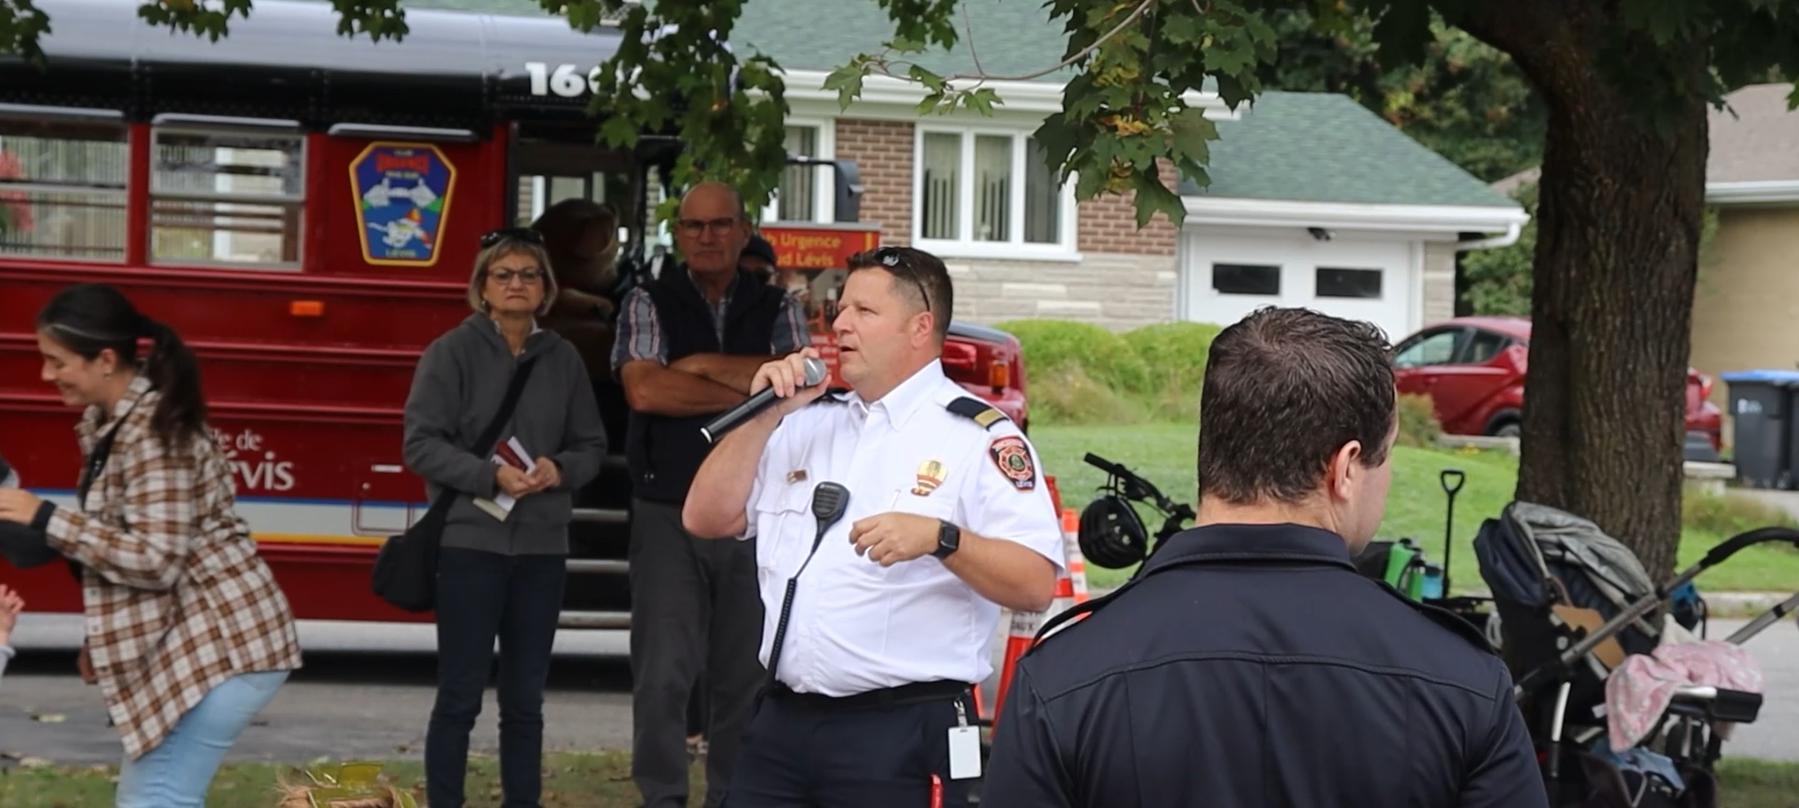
[847,246,953,343]
[1197,307,1396,505]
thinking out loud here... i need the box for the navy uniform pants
[724,682,977,808]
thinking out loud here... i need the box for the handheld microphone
[700,356,829,444]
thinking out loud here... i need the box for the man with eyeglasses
[683,246,1063,808]
[611,180,808,808]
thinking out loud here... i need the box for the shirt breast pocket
[753,483,815,583]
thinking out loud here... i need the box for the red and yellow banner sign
[760,224,881,270]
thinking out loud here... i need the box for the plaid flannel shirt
[610,269,810,373]
[45,375,302,759]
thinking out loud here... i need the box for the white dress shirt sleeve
[964,423,1066,570]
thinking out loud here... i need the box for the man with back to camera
[983,306,1549,808]
[612,180,809,808]
[682,246,1065,807]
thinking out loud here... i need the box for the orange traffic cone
[992,508,1086,724]
[1062,508,1090,605]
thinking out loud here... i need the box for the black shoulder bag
[372,357,538,612]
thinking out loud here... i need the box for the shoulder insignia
[945,396,1008,430]
[988,435,1037,491]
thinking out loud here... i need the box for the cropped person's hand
[77,640,97,685]
[748,348,827,420]
[496,465,536,499]
[0,488,42,525]
[526,458,561,493]
[0,584,23,645]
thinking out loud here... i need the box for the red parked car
[1392,316,1722,453]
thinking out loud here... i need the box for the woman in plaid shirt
[0,283,303,808]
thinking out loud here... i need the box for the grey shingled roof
[1709,83,1799,184]
[1180,92,1516,207]
[734,0,1073,82]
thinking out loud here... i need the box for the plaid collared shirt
[610,269,810,373]
[45,375,302,759]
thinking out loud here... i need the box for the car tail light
[1700,373,1714,400]
[989,359,1010,391]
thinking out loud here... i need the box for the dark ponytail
[36,283,208,448]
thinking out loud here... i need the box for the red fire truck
[0,0,1030,626]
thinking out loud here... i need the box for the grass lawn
[3,755,1795,807]
[0,752,694,807]
[1030,422,1799,594]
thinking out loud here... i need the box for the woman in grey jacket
[403,227,608,808]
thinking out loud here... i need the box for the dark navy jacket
[984,523,1548,808]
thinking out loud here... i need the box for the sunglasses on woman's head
[480,227,545,248]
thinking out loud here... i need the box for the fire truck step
[557,610,632,630]
[572,507,630,524]
[565,558,628,575]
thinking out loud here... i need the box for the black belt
[768,680,969,712]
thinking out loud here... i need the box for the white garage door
[1179,230,1419,341]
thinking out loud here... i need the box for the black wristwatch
[932,519,961,560]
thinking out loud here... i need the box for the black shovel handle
[1440,469,1466,496]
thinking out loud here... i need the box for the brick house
[737,0,1526,340]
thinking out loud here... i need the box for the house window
[1023,138,1061,245]
[1316,266,1382,299]
[764,123,833,224]
[916,129,1075,256]
[151,124,305,268]
[1213,263,1280,295]
[921,132,961,239]
[779,127,818,222]
[0,115,129,261]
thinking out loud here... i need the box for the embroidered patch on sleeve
[988,436,1037,491]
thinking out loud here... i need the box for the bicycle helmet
[1079,494,1149,569]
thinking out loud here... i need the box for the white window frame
[762,118,835,224]
[148,121,307,272]
[912,124,1079,262]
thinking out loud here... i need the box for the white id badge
[947,696,980,779]
[948,725,982,780]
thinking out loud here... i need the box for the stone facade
[1422,241,1458,326]
[944,254,1178,331]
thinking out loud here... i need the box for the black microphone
[700,356,829,444]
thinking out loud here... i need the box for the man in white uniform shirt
[685,246,1063,807]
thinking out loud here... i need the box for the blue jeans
[426,547,567,808]
[115,669,290,808]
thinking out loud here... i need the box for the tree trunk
[1490,22,1711,582]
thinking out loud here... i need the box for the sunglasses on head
[863,247,932,313]
[480,227,545,249]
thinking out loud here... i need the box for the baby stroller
[1475,501,1799,807]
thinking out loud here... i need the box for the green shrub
[1396,393,1443,449]
[1028,365,1144,425]
[995,319,1152,394]
[1124,321,1224,421]
[1682,486,1799,534]
[1125,321,1224,391]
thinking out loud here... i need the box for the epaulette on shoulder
[945,396,1009,430]
[1400,593,1498,655]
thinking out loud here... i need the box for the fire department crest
[988,436,1036,490]
[913,459,946,496]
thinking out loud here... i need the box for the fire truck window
[150,128,304,268]
[0,118,129,262]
